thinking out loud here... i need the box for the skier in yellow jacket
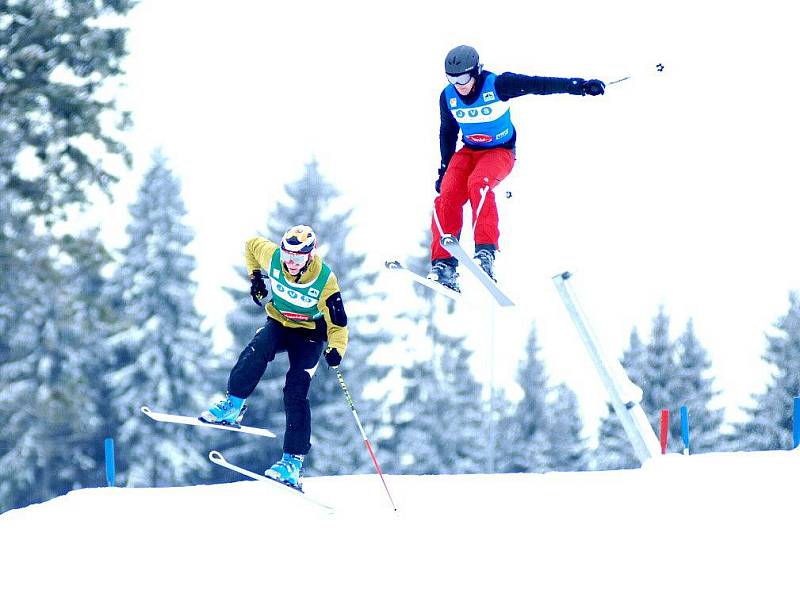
[200,225,348,489]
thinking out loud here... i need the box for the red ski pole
[334,367,398,511]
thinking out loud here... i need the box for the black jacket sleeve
[495,72,585,100]
[438,89,460,169]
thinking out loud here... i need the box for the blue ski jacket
[438,70,587,169]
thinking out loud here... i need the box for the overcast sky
[97,0,800,435]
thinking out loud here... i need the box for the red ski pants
[430,146,515,262]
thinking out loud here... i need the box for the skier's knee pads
[326,292,348,327]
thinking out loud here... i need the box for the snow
[1,450,798,608]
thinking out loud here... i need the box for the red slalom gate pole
[334,367,398,511]
[660,409,670,454]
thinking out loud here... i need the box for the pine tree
[595,309,721,469]
[394,315,485,474]
[731,292,800,451]
[0,199,34,372]
[672,319,723,453]
[104,151,214,487]
[0,203,112,510]
[392,230,486,474]
[496,325,550,473]
[0,0,134,222]
[543,384,590,472]
[43,230,119,493]
[0,197,57,510]
[641,308,680,415]
[0,1,134,509]
[496,325,589,473]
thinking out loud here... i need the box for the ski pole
[472,185,489,232]
[607,62,665,86]
[334,367,398,511]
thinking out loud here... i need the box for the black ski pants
[227,318,325,455]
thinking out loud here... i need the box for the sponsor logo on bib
[466,133,493,144]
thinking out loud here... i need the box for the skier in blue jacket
[428,45,605,291]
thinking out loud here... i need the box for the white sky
[2,449,798,607]
[96,0,800,436]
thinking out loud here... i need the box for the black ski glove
[324,347,342,368]
[435,163,447,194]
[567,78,605,96]
[582,79,605,96]
[249,269,268,306]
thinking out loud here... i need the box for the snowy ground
[1,450,798,608]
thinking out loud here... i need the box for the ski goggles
[446,72,473,86]
[280,248,310,265]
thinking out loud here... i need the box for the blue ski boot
[265,453,305,490]
[199,394,247,427]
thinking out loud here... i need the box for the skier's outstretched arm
[495,72,605,100]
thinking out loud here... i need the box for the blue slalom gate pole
[104,438,116,487]
[680,406,690,455]
[793,398,800,449]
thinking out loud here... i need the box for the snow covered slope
[1,450,798,608]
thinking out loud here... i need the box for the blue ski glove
[249,270,268,306]
[324,347,342,368]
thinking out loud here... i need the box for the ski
[439,235,515,307]
[140,406,276,438]
[384,259,463,302]
[208,451,334,513]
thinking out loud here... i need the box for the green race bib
[268,249,331,321]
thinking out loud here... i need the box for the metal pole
[334,368,398,511]
[488,303,496,473]
[552,271,661,463]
